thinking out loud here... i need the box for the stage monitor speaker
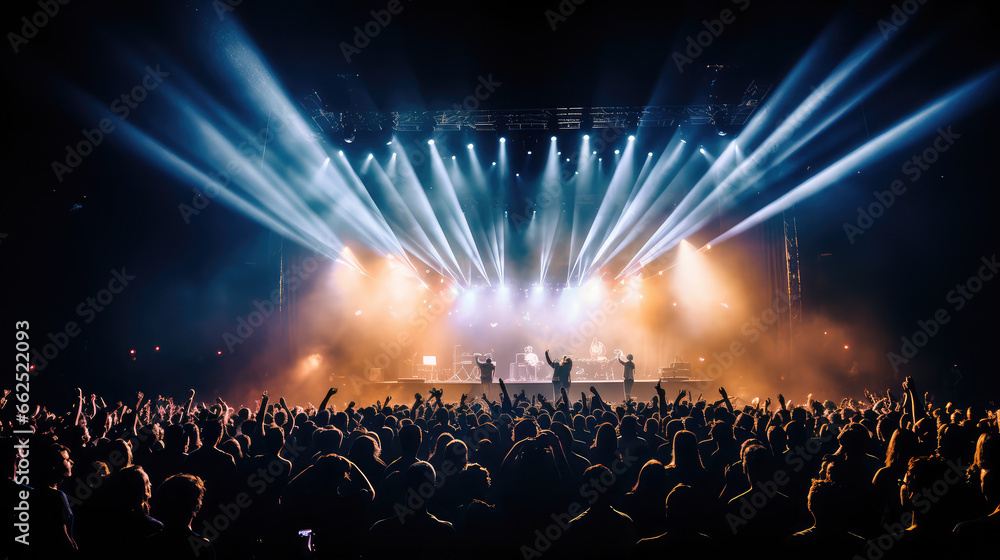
[509,363,527,379]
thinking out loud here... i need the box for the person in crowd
[146,474,215,560]
[3,375,998,560]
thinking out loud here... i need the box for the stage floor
[335,379,711,405]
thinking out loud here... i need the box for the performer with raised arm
[617,350,636,401]
[475,353,495,397]
[545,349,573,400]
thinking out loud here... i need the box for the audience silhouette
[2,374,996,559]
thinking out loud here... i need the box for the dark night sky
[2,0,998,404]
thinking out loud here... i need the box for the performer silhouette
[545,349,572,399]
[617,351,636,400]
[475,354,495,397]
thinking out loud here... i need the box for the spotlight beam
[711,70,999,246]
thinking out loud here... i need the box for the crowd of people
[2,376,997,559]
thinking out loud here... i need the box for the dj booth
[508,352,542,381]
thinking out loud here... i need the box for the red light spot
[843,345,849,349]
[130,349,135,354]
[217,351,222,355]
[29,365,34,370]
[155,346,160,351]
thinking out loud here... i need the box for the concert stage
[336,378,712,406]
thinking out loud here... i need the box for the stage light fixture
[468,143,474,149]
[342,114,357,143]
[711,107,732,136]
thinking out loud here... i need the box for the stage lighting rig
[711,106,732,136]
[342,113,357,143]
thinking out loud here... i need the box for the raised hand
[719,387,729,399]
[327,387,338,397]
[590,386,599,396]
